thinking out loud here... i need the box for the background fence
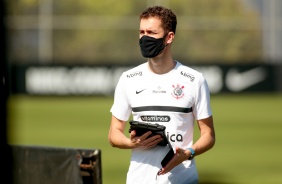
[5,0,282,66]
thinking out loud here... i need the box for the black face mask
[139,35,166,58]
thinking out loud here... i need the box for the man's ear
[166,31,175,44]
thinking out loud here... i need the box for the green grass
[7,94,282,184]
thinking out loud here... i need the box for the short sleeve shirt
[110,61,212,184]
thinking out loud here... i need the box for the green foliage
[7,94,282,184]
[171,0,262,63]
[7,0,263,64]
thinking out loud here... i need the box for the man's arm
[108,115,132,149]
[189,115,215,156]
[158,115,215,175]
[108,115,163,149]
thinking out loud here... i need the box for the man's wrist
[187,148,195,160]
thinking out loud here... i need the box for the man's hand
[130,130,163,149]
[157,147,190,175]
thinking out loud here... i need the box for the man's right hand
[130,130,163,149]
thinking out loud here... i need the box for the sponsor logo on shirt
[152,86,166,94]
[167,132,183,142]
[171,84,185,99]
[180,71,195,82]
[127,71,142,78]
[141,115,171,122]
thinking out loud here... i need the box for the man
[108,6,215,184]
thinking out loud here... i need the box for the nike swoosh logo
[225,67,267,92]
[136,89,146,94]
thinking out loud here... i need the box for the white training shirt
[110,61,212,184]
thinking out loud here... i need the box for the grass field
[7,93,282,184]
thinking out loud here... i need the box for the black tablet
[128,120,169,146]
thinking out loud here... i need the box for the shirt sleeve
[110,72,132,121]
[193,74,212,120]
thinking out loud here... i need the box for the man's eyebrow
[139,29,158,33]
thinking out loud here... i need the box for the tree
[7,0,263,64]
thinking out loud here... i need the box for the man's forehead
[139,17,162,30]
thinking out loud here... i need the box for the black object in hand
[128,120,169,146]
